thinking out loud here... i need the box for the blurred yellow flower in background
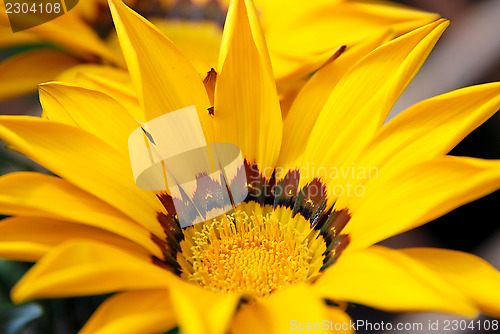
[0,0,437,108]
[0,0,500,333]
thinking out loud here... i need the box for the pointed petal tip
[10,282,29,305]
[215,0,282,176]
[107,0,126,23]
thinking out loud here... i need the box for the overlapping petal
[0,172,162,257]
[400,248,500,317]
[231,284,349,334]
[55,64,145,121]
[277,29,392,174]
[11,240,176,304]
[40,82,139,155]
[108,0,211,127]
[79,290,176,334]
[342,156,500,251]
[0,117,165,236]
[315,246,477,316]
[353,82,500,178]
[169,279,240,334]
[214,0,282,177]
[259,0,439,81]
[0,216,150,262]
[298,19,448,196]
[0,50,81,101]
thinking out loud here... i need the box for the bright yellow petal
[149,19,222,76]
[356,82,500,178]
[214,0,282,176]
[0,217,49,261]
[0,116,165,237]
[231,284,333,334]
[108,0,211,125]
[259,0,439,80]
[0,49,80,100]
[39,82,139,155]
[79,290,176,334]
[11,240,176,304]
[277,30,392,175]
[0,216,150,262]
[342,156,500,252]
[56,64,145,122]
[169,279,239,334]
[0,172,162,257]
[400,248,500,317]
[299,19,448,196]
[315,246,477,316]
[325,306,354,334]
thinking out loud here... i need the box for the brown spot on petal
[203,68,217,105]
[321,45,346,68]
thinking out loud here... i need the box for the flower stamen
[186,211,313,298]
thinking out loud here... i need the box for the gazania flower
[0,0,438,104]
[1,0,500,333]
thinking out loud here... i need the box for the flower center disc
[188,212,312,298]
